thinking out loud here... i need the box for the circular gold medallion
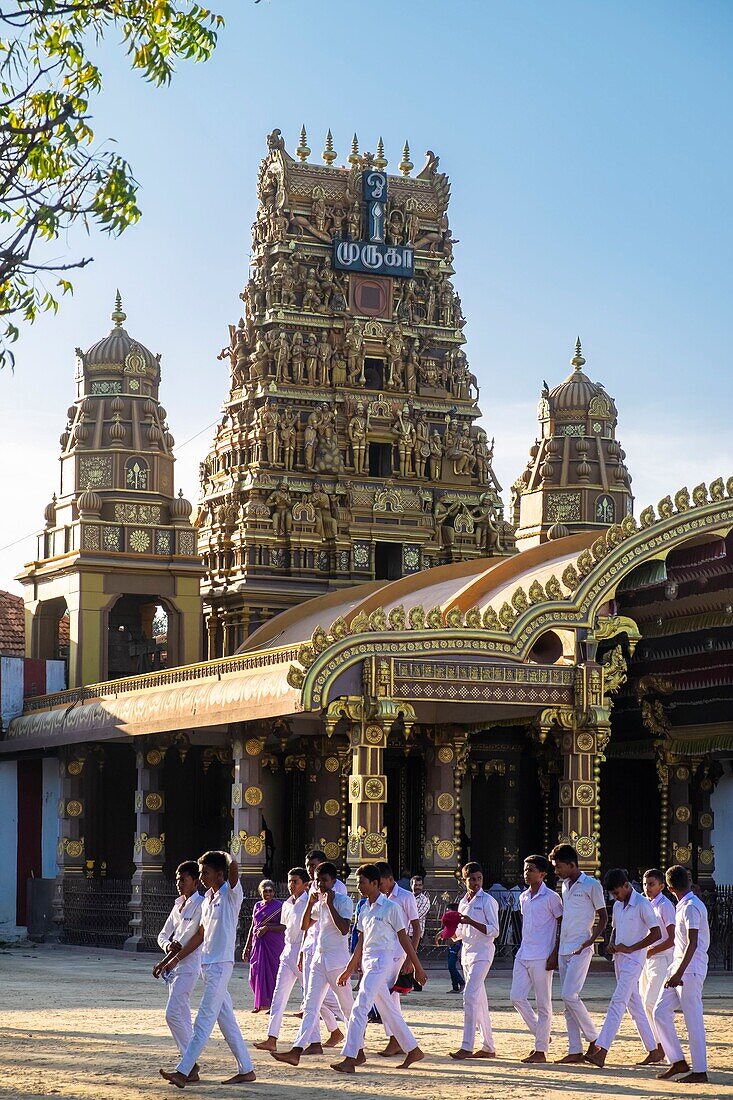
[575,836,595,859]
[675,805,691,823]
[65,839,83,859]
[145,792,163,812]
[364,778,384,800]
[363,832,385,855]
[325,756,340,772]
[437,746,454,764]
[699,848,714,866]
[144,836,163,856]
[700,779,713,792]
[700,812,713,830]
[244,786,263,806]
[365,724,384,745]
[559,783,572,806]
[323,841,340,860]
[244,835,264,856]
[675,766,690,781]
[324,798,340,817]
[245,738,262,756]
[67,760,84,776]
[436,839,455,860]
[576,783,595,806]
[674,844,691,863]
[436,792,455,812]
[146,749,163,767]
[66,800,83,818]
[576,732,595,753]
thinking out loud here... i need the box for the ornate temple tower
[513,339,633,548]
[198,129,514,654]
[18,296,202,687]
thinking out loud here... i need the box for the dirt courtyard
[0,944,732,1100]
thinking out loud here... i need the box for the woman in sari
[243,879,285,1012]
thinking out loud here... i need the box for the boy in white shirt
[549,843,608,1063]
[271,862,354,1066]
[332,863,428,1074]
[375,861,421,1057]
[510,854,562,1064]
[653,864,710,1084]
[298,849,346,1048]
[254,866,310,1052]
[639,867,675,1064]
[158,851,254,1089]
[449,861,500,1060]
[155,861,204,1077]
[585,868,661,1068]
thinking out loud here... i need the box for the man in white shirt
[653,864,710,1084]
[410,875,431,991]
[332,862,428,1074]
[375,861,421,1057]
[158,851,255,1089]
[449,861,500,1060]
[510,854,563,1063]
[272,862,354,1066]
[254,867,310,1052]
[639,867,675,1064]
[155,861,204,1075]
[298,849,345,1047]
[549,843,608,1063]
[585,868,661,1068]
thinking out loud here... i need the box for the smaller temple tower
[513,339,633,548]
[18,295,202,687]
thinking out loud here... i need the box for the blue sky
[1,0,732,591]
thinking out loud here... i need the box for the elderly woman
[242,879,285,1012]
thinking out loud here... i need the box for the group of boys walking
[153,842,710,1089]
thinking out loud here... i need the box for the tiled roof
[0,590,25,657]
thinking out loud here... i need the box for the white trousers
[177,962,253,1078]
[653,969,707,1073]
[559,948,597,1054]
[597,953,657,1053]
[302,946,342,1038]
[295,956,354,1049]
[510,957,554,1052]
[461,953,494,1053]
[267,954,301,1039]
[342,962,416,1059]
[639,952,672,1044]
[164,966,200,1055]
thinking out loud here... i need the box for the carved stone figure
[439,278,455,327]
[471,493,501,553]
[344,321,365,386]
[387,205,404,246]
[267,481,292,537]
[434,496,465,549]
[404,197,420,245]
[386,324,404,388]
[405,343,419,394]
[301,268,321,313]
[260,402,280,466]
[274,331,290,383]
[304,410,319,470]
[393,404,416,478]
[348,401,370,474]
[451,423,475,476]
[290,331,305,384]
[474,429,493,485]
[428,430,443,480]
[279,407,297,471]
[414,411,430,478]
[304,333,318,385]
[311,479,338,541]
[316,333,332,386]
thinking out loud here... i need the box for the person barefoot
[154,863,204,1072]
[221,1072,257,1084]
[254,868,310,1054]
[511,856,562,1066]
[449,862,499,1059]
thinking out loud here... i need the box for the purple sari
[248,897,285,1010]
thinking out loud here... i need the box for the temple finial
[296,125,310,163]
[348,133,360,167]
[322,128,337,166]
[399,140,413,176]
[571,336,586,370]
[111,290,126,327]
[374,137,387,170]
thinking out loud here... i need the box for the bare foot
[379,1038,405,1057]
[449,1048,473,1060]
[584,1046,607,1068]
[555,1053,585,1064]
[186,1064,200,1083]
[585,1042,599,1057]
[254,1038,277,1051]
[160,1070,188,1089]
[679,1072,709,1084]
[657,1060,690,1080]
[292,1011,304,1019]
[397,1047,424,1070]
[331,1058,356,1074]
[324,1029,344,1048]
[522,1051,547,1064]
[355,1050,367,1066]
[303,1042,323,1055]
[472,1049,496,1059]
[221,1072,257,1084]
[637,1048,664,1066]
[271,1049,302,1066]
[251,1007,262,1014]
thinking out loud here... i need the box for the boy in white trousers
[585,868,661,1068]
[449,860,500,1060]
[158,851,254,1089]
[254,866,309,1052]
[375,861,421,1057]
[332,863,428,1074]
[271,861,354,1066]
[155,861,204,1078]
[639,867,675,1064]
[549,843,608,1064]
[299,849,346,1047]
[510,854,562,1064]
[653,864,710,1084]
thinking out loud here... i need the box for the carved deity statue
[304,410,319,470]
[301,268,322,313]
[304,333,318,385]
[348,401,370,474]
[386,324,405,388]
[260,402,280,466]
[316,333,332,386]
[434,496,465,549]
[311,479,338,541]
[274,331,290,383]
[474,429,493,486]
[471,493,501,553]
[392,404,416,478]
[414,411,430,478]
[344,321,365,386]
[279,407,297,471]
[428,430,443,481]
[450,423,475,477]
[290,331,305,384]
[267,481,292,537]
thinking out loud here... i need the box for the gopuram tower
[198,129,515,654]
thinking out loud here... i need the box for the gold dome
[81,292,159,373]
[548,338,616,419]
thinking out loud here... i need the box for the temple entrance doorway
[384,745,425,879]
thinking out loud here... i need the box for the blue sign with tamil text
[333,239,414,278]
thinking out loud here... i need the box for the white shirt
[413,890,431,935]
[357,893,406,968]
[281,892,309,963]
[386,883,420,964]
[455,888,500,960]
[303,877,347,951]
[157,892,203,973]
[516,882,563,961]
[612,888,658,952]
[200,878,243,965]
[559,872,605,954]
[312,891,353,967]
[649,892,676,960]
[672,892,709,977]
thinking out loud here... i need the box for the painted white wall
[0,761,18,934]
[711,766,733,883]
[41,757,60,879]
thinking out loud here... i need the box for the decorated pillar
[422,728,467,892]
[693,756,722,887]
[655,744,672,869]
[52,746,88,939]
[125,740,166,951]
[230,729,267,886]
[668,758,694,874]
[307,735,343,865]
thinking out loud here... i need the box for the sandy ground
[0,944,732,1100]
